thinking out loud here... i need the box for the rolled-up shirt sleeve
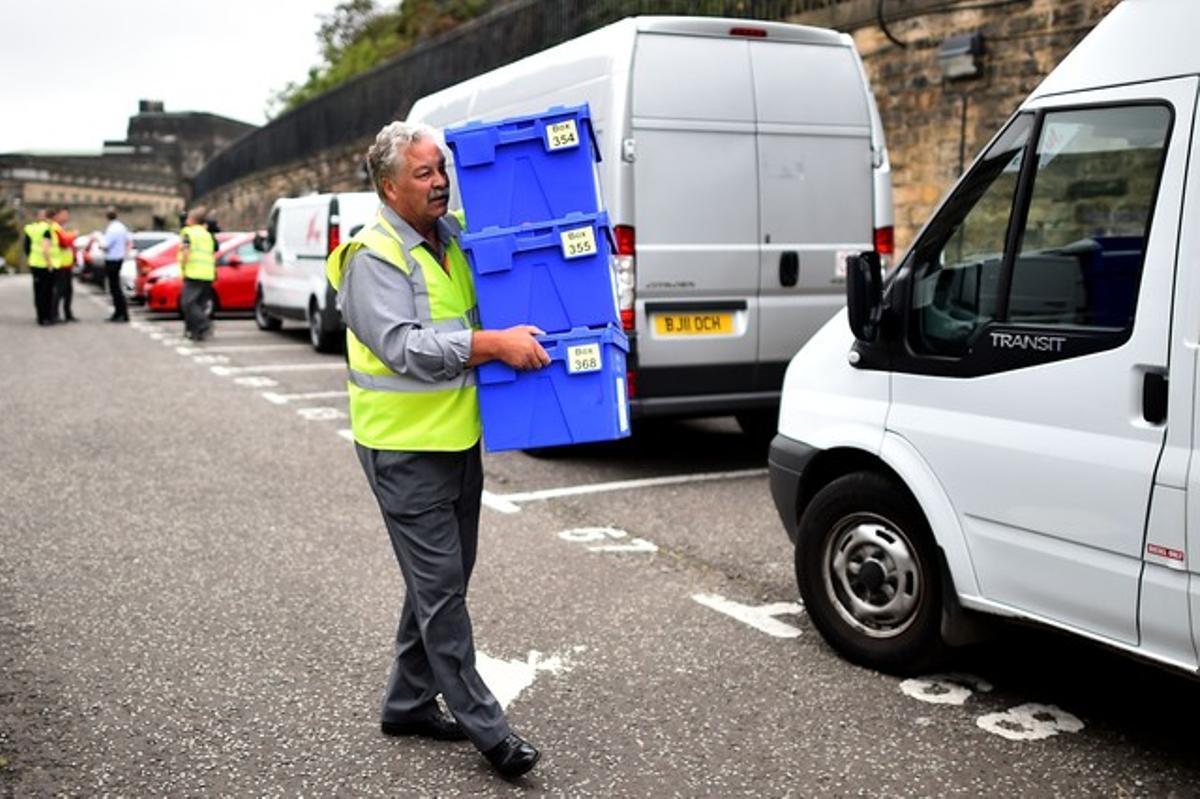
[339,249,472,382]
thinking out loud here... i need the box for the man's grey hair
[366,121,444,199]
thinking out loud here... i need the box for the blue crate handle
[464,212,614,276]
[479,325,629,385]
[447,104,601,167]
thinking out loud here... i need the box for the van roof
[1031,0,1199,101]
[634,15,849,47]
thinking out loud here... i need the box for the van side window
[906,104,1171,359]
[266,208,280,251]
[908,115,1033,356]
[1009,105,1170,327]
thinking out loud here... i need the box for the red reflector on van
[620,308,635,331]
[328,223,340,254]
[874,226,894,256]
[625,369,637,399]
[614,224,635,255]
[730,27,767,38]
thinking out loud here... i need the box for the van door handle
[1142,371,1168,425]
[779,251,799,287]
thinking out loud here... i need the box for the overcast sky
[0,0,343,154]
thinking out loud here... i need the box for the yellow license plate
[653,312,735,336]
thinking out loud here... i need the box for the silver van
[408,16,893,434]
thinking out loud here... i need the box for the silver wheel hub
[822,514,922,639]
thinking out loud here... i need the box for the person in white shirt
[102,207,132,322]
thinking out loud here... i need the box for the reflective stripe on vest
[51,222,72,268]
[326,209,480,452]
[180,225,216,281]
[25,221,49,268]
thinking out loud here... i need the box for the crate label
[560,225,597,259]
[546,119,580,151]
[567,343,602,374]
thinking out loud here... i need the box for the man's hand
[469,325,551,370]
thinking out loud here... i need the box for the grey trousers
[356,442,511,752]
[181,278,213,338]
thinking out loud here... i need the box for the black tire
[796,471,944,675]
[255,289,282,331]
[308,300,341,354]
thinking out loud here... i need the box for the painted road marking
[191,355,231,365]
[476,648,581,710]
[488,468,767,512]
[900,674,993,706]
[211,363,346,376]
[558,526,658,554]
[234,376,279,388]
[976,703,1084,741]
[481,491,520,514]
[296,406,347,422]
[691,593,804,639]
[262,390,348,405]
[176,344,305,355]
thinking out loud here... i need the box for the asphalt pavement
[2,273,1200,797]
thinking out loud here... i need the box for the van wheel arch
[793,450,988,663]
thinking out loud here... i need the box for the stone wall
[195,0,1124,249]
[837,0,1121,252]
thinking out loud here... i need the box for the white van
[769,0,1200,676]
[254,192,377,352]
[408,16,893,433]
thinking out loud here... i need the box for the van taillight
[730,27,767,38]
[874,226,894,256]
[626,369,637,399]
[614,224,636,332]
[328,214,341,254]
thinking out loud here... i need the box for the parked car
[407,15,893,435]
[121,232,179,302]
[768,0,1200,676]
[72,231,106,283]
[253,192,377,352]
[146,233,261,315]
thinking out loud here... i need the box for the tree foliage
[267,0,496,118]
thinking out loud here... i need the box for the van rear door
[630,32,760,399]
[751,39,874,375]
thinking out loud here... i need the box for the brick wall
[839,0,1121,253]
[197,0,1124,248]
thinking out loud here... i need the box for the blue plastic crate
[459,211,618,334]
[477,325,630,452]
[445,104,602,231]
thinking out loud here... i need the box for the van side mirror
[846,251,883,343]
[253,232,269,253]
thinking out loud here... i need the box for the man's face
[55,210,69,224]
[383,137,450,231]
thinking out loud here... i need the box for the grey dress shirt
[339,205,474,383]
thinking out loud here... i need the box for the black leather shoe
[381,711,467,741]
[484,734,540,779]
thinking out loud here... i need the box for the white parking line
[691,593,804,638]
[481,491,520,514]
[262,390,349,405]
[490,468,767,510]
[337,429,355,442]
[176,344,306,355]
[211,363,346,376]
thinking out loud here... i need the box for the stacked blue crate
[445,104,628,452]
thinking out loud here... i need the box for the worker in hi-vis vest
[326,121,548,780]
[49,207,77,323]
[23,209,55,325]
[178,206,216,341]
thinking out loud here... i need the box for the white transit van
[408,16,893,433]
[769,0,1200,676]
[254,192,377,352]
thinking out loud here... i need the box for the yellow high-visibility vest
[24,221,50,268]
[326,210,481,452]
[179,224,216,281]
[50,222,73,268]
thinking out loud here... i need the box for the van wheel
[308,300,340,354]
[255,289,282,331]
[796,471,944,675]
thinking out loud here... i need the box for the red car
[146,233,261,315]
[133,232,234,302]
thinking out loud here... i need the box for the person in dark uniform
[22,209,55,325]
[50,207,77,322]
[179,207,217,341]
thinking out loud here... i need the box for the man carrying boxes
[326,121,547,780]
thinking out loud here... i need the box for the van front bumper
[768,433,819,545]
